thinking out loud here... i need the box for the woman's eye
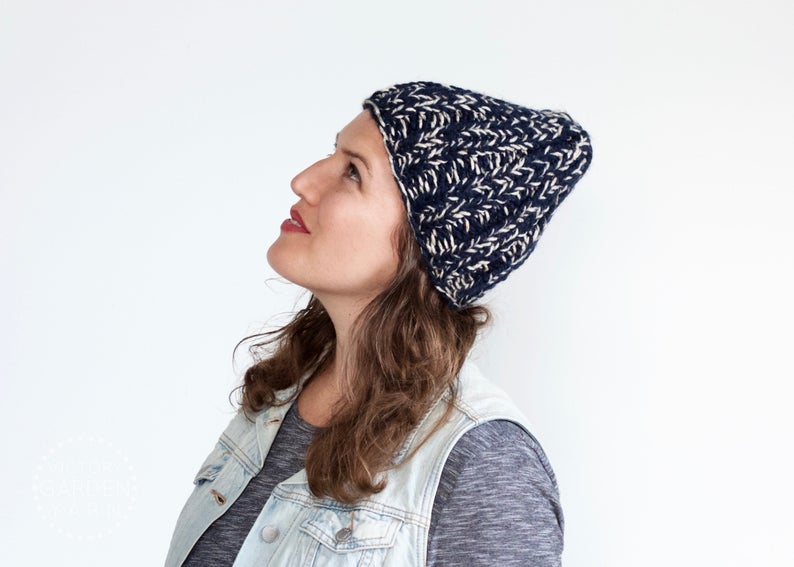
[347,163,361,183]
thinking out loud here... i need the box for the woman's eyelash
[347,163,361,182]
[326,148,360,182]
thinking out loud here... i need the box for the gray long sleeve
[427,419,564,566]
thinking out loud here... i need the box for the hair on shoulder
[231,219,490,503]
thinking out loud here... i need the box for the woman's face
[267,110,406,306]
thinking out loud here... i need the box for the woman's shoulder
[427,419,564,566]
[444,363,558,487]
[442,419,560,496]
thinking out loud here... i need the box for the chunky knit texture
[363,81,592,308]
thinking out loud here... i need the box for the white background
[2,0,793,565]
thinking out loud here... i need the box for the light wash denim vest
[165,362,536,566]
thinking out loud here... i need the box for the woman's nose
[290,158,329,205]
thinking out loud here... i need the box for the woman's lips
[281,209,309,233]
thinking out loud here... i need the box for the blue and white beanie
[363,81,593,309]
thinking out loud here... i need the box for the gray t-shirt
[183,403,563,566]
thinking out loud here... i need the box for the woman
[165,81,592,566]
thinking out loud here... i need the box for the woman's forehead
[336,111,388,162]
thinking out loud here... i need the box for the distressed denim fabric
[164,363,540,566]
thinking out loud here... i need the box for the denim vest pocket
[298,507,402,565]
[192,442,232,485]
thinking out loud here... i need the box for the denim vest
[165,362,536,566]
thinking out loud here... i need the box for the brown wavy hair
[232,219,490,503]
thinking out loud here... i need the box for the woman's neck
[296,305,355,428]
[295,363,341,427]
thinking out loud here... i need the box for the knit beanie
[363,81,592,309]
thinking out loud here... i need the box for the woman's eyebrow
[335,133,372,175]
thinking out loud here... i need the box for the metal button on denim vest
[164,362,537,566]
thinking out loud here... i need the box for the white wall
[2,1,792,565]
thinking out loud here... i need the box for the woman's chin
[266,242,292,281]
